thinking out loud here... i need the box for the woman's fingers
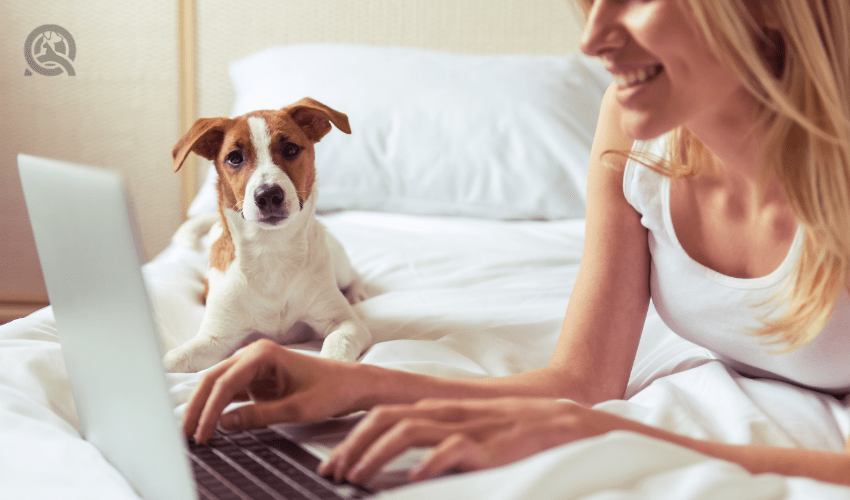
[186,340,287,443]
[231,389,251,401]
[341,417,444,483]
[329,399,501,459]
[345,417,513,484]
[320,403,464,479]
[184,340,364,444]
[409,433,492,481]
[318,404,407,478]
[193,358,265,442]
[408,420,567,482]
[319,397,563,479]
[219,390,324,432]
[319,398,585,484]
[320,402,514,483]
[410,410,606,481]
[182,355,240,438]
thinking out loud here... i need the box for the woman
[183,0,850,486]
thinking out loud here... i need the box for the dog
[163,97,371,373]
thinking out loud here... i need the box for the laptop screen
[18,154,197,500]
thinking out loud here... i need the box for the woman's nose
[580,1,627,58]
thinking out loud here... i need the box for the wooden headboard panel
[180,0,586,202]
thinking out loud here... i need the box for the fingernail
[220,413,240,429]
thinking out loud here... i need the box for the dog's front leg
[306,295,371,362]
[163,305,246,372]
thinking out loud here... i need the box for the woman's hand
[180,339,642,485]
[319,397,631,485]
[182,339,373,444]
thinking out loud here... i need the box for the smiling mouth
[611,64,664,88]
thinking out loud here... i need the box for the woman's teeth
[613,65,662,88]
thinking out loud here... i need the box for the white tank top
[623,135,850,394]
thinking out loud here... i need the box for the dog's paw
[319,345,359,362]
[163,348,192,373]
[319,332,366,362]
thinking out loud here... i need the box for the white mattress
[2,210,850,499]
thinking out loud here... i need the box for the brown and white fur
[164,97,370,372]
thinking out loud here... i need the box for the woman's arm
[184,83,650,442]
[316,397,850,486]
[543,82,651,404]
[588,407,850,486]
[672,432,850,485]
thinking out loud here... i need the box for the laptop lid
[17,154,196,500]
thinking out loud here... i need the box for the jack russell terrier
[164,97,371,373]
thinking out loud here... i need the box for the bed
[4,40,850,500]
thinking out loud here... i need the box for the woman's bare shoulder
[590,83,636,168]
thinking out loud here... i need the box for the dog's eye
[281,142,301,160]
[225,150,244,167]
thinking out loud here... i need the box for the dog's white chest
[210,253,312,334]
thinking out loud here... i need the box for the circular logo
[24,24,76,76]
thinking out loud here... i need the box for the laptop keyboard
[187,427,371,500]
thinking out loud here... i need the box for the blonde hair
[583,0,850,349]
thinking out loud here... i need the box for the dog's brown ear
[171,117,234,173]
[285,98,351,143]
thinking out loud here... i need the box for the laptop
[16,154,384,500]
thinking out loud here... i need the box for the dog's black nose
[254,184,284,212]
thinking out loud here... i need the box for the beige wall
[1,0,585,323]
[1,1,181,321]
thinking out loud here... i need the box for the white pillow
[189,44,611,220]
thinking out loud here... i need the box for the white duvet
[2,210,850,499]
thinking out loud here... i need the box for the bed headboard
[181,0,586,206]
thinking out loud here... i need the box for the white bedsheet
[2,211,849,499]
